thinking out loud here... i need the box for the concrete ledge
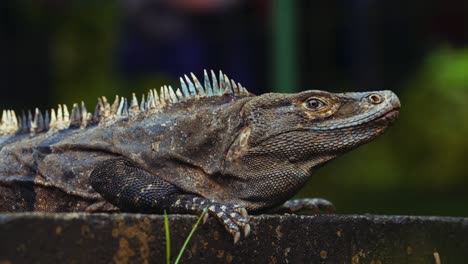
[0,213,467,263]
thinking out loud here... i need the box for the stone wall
[1,213,467,263]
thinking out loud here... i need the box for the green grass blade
[164,210,171,264]
[174,209,207,264]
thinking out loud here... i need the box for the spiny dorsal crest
[0,70,249,136]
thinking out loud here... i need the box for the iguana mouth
[254,107,400,146]
[377,109,399,119]
[372,108,400,125]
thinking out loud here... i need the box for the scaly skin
[0,71,400,242]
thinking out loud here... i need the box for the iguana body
[0,71,400,242]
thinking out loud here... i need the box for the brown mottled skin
[0,86,400,242]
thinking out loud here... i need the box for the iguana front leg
[269,198,335,214]
[89,159,250,242]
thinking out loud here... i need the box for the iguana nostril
[368,94,383,104]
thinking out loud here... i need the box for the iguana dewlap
[0,70,400,243]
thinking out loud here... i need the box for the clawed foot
[276,198,335,214]
[174,197,251,243]
[203,201,250,243]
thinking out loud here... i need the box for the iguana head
[226,90,400,170]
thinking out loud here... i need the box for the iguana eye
[305,98,326,110]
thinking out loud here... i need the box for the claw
[239,208,248,218]
[203,211,209,224]
[308,204,320,214]
[243,224,251,237]
[324,205,336,214]
[233,231,241,244]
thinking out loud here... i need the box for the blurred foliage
[38,1,190,107]
[400,47,468,187]
[48,1,123,105]
[301,47,468,216]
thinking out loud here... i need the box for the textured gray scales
[0,70,400,242]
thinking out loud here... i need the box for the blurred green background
[1,1,467,216]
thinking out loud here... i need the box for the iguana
[0,70,400,243]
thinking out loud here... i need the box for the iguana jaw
[306,107,399,132]
[375,108,399,123]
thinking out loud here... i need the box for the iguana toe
[283,198,335,214]
[201,202,250,242]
